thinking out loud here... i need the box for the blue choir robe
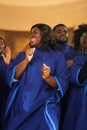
[62,54,87,130]
[58,42,76,129]
[3,48,69,130]
[0,56,10,128]
[58,42,76,61]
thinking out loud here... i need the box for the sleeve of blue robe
[70,55,87,87]
[64,46,76,60]
[0,58,10,120]
[44,52,69,130]
[6,52,25,87]
[53,52,69,99]
[0,57,8,82]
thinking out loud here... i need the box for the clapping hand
[25,47,36,62]
[2,46,11,65]
[41,64,51,80]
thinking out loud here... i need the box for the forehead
[31,27,40,31]
[55,26,68,31]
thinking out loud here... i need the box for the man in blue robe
[53,23,76,68]
[53,24,77,129]
[3,23,69,130]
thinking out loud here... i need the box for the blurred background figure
[73,24,87,54]
[62,25,87,130]
[0,37,11,129]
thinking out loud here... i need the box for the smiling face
[53,25,68,44]
[29,27,42,48]
[83,36,87,52]
[80,33,87,53]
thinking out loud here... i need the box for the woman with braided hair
[62,24,87,130]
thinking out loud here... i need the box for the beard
[56,38,68,44]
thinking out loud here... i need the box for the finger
[43,63,46,66]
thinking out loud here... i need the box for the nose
[61,30,65,35]
[0,43,2,46]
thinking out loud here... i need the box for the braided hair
[73,24,87,52]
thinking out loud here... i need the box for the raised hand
[14,47,35,79]
[2,46,11,65]
[25,48,36,62]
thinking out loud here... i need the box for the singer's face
[83,36,87,52]
[29,27,41,47]
[53,26,68,43]
[0,40,5,55]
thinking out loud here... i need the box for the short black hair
[53,24,68,32]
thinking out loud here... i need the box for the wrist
[24,59,29,64]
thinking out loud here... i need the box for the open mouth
[30,38,36,43]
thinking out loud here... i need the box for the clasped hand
[41,64,51,80]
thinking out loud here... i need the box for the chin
[29,42,35,47]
